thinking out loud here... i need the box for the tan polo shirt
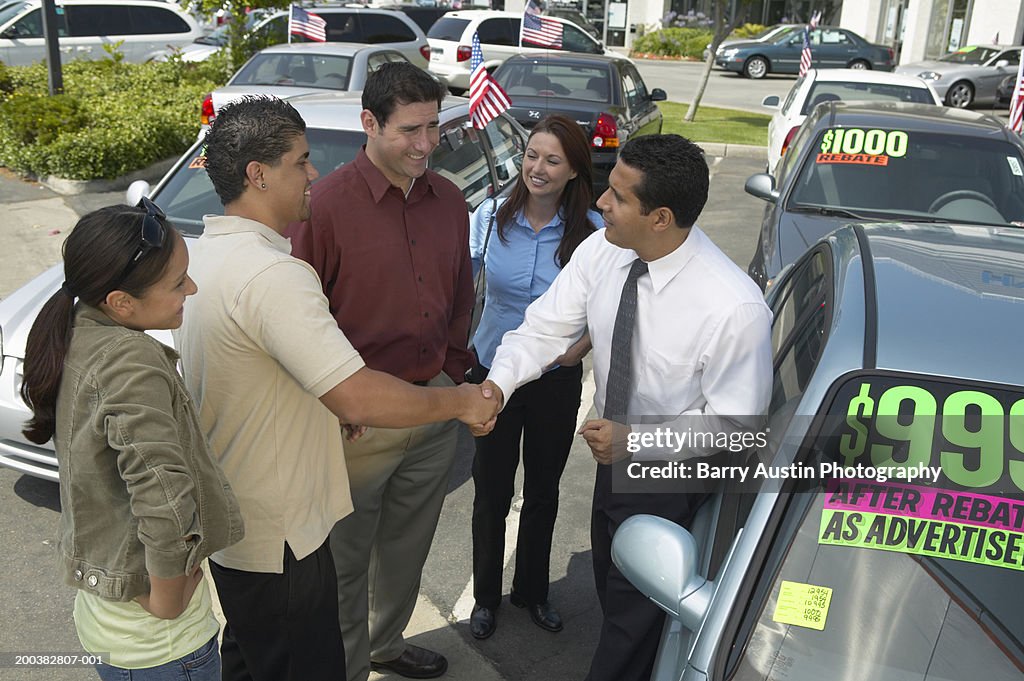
[176,215,364,573]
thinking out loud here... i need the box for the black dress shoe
[470,603,497,639]
[509,592,563,633]
[370,644,448,679]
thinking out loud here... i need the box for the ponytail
[21,289,76,444]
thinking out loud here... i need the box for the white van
[0,0,202,65]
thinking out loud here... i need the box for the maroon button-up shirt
[288,148,474,384]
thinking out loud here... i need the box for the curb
[36,156,178,196]
[698,142,767,160]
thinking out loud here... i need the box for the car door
[980,49,1020,100]
[816,28,858,68]
[0,5,65,65]
[430,117,494,212]
[773,31,804,73]
[621,63,662,139]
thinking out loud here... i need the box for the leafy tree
[684,0,755,122]
[189,0,288,71]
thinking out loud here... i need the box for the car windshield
[154,128,366,235]
[800,81,936,114]
[759,24,799,41]
[230,54,354,89]
[0,1,28,26]
[788,127,1024,226]
[730,374,1024,681]
[194,11,272,46]
[496,62,610,101]
[939,46,999,64]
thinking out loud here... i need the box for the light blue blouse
[469,197,604,368]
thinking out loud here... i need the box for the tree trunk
[684,52,716,122]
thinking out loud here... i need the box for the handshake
[456,379,504,436]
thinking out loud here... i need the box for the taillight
[591,113,619,148]
[420,44,431,61]
[201,94,215,126]
[886,47,894,62]
[456,45,472,62]
[780,125,799,156]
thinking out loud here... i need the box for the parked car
[0,94,526,482]
[704,23,800,63]
[493,52,664,195]
[0,0,202,65]
[715,26,894,79]
[761,69,941,174]
[426,10,611,92]
[199,43,414,129]
[896,45,1022,109]
[161,6,430,66]
[613,220,1024,681]
[545,7,600,39]
[745,101,1024,289]
[378,3,451,34]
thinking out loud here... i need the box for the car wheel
[945,81,974,108]
[849,59,871,70]
[743,56,769,79]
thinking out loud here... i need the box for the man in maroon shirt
[289,62,474,681]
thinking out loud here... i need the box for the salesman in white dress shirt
[474,134,773,681]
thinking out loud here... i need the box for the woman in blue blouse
[469,115,602,640]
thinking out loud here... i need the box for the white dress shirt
[487,227,773,461]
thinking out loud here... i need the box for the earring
[261,182,267,190]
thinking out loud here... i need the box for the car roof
[254,42,389,56]
[812,101,1012,138]
[283,91,469,130]
[806,68,931,87]
[442,9,568,21]
[501,52,626,66]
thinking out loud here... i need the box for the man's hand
[578,419,631,465]
[468,380,503,437]
[456,381,501,430]
[342,424,367,441]
[549,333,592,369]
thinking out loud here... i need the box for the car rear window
[496,62,609,101]
[729,373,1024,681]
[360,14,416,42]
[800,81,936,115]
[230,54,354,89]
[427,17,468,41]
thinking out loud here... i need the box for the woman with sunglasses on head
[20,200,243,680]
[468,114,602,640]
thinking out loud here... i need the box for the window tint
[129,6,190,34]
[0,1,30,28]
[480,115,524,188]
[561,23,599,53]
[780,75,805,115]
[7,7,48,38]
[231,53,354,89]
[360,14,415,43]
[496,62,608,101]
[430,120,492,211]
[621,68,641,111]
[996,49,1020,66]
[322,13,359,42]
[477,18,517,46]
[427,16,469,41]
[800,81,936,114]
[65,5,131,36]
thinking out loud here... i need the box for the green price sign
[820,128,908,157]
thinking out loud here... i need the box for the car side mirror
[611,515,714,630]
[125,180,151,207]
[745,173,779,202]
[996,59,1010,68]
[650,87,667,102]
[0,27,17,39]
[762,94,781,108]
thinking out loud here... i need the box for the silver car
[614,222,1024,681]
[896,44,1022,108]
[0,94,526,481]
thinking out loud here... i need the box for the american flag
[1009,55,1024,133]
[798,11,821,77]
[469,32,510,129]
[290,5,326,42]
[521,0,563,48]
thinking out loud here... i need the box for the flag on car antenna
[469,32,511,129]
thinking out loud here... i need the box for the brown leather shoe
[370,644,448,679]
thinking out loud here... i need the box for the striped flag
[290,5,326,42]
[798,11,821,77]
[1009,55,1024,133]
[521,0,563,48]
[469,32,511,129]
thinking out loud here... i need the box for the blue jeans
[94,635,220,681]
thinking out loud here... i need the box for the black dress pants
[210,540,346,681]
[471,362,583,608]
[585,463,708,681]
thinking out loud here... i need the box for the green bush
[0,56,225,179]
[631,27,714,59]
[731,23,769,40]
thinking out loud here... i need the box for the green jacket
[53,305,243,602]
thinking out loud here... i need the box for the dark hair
[204,95,307,205]
[618,134,708,229]
[361,61,446,127]
[21,205,179,445]
[496,115,597,267]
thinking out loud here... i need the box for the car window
[799,81,936,114]
[231,54,354,88]
[430,120,491,211]
[995,49,1021,66]
[427,16,469,41]
[366,51,390,72]
[625,65,649,101]
[774,113,816,183]
[729,373,1024,681]
[812,29,851,45]
[129,6,190,34]
[385,50,408,63]
[496,61,609,101]
[155,128,366,235]
[322,13,359,42]
[561,23,600,53]
[621,68,642,112]
[65,5,131,36]
[0,1,29,28]
[780,75,806,115]
[6,7,43,37]
[940,46,999,63]
[477,17,517,46]
[789,128,1024,225]
[480,115,524,189]
[359,14,415,43]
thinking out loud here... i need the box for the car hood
[718,40,765,52]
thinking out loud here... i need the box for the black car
[492,52,666,196]
[745,101,1024,289]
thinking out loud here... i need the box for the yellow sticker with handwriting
[772,581,832,631]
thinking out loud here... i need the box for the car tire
[743,56,769,79]
[945,81,974,108]
[848,59,871,70]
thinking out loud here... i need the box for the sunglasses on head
[111,197,168,292]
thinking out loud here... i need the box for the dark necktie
[603,258,648,423]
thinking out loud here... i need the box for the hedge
[631,23,769,59]
[0,52,230,180]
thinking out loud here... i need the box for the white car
[426,9,612,93]
[760,69,941,175]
